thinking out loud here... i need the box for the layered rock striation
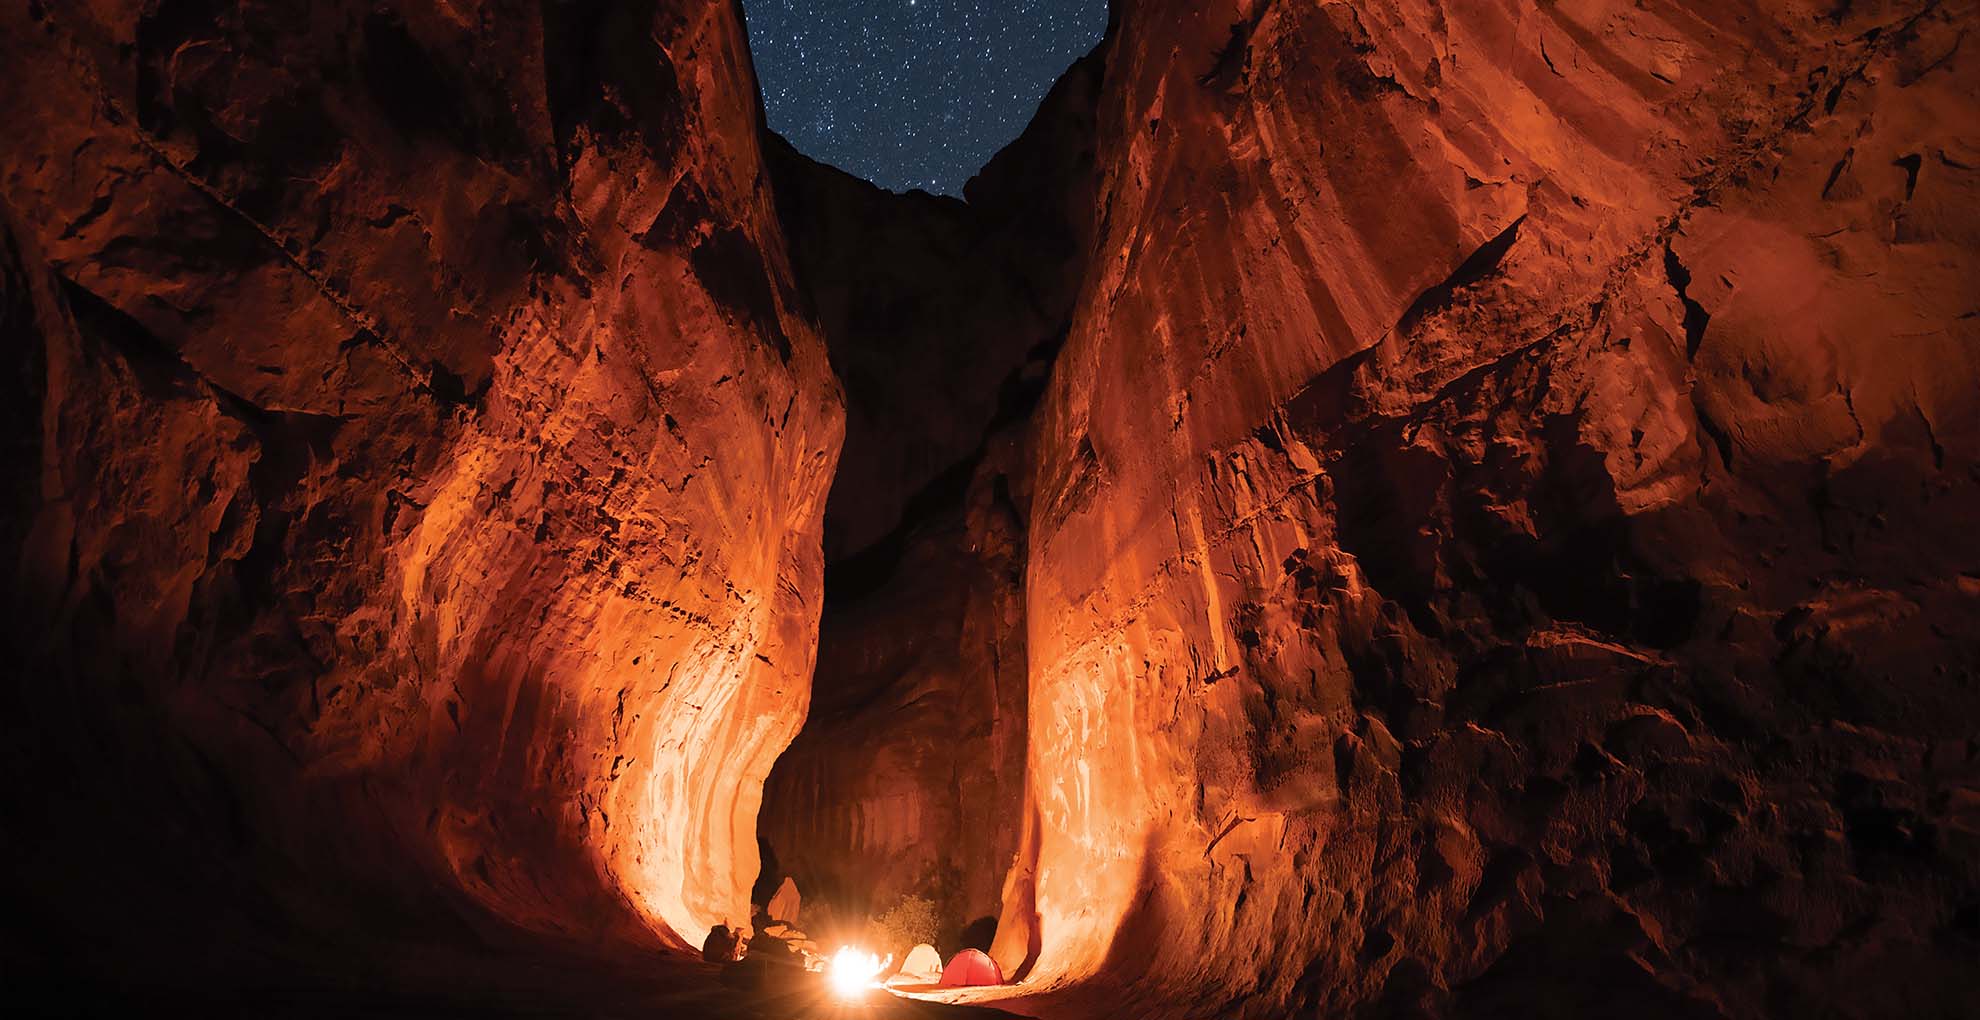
[987,0,1980,1017]
[3,0,1976,1016]
[1,0,839,1004]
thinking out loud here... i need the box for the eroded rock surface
[1,0,839,1002]
[990,1,1980,1017]
[4,0,1977,1016]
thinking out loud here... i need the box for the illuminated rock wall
[999,0,1980,1016]
[0,0,839,996]
[3,0,1975,1015]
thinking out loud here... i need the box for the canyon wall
[990,0,1980,1017]
[3,0,1976,1015]
[0,0,839,1002]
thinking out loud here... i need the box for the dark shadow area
[748,40,1103,987]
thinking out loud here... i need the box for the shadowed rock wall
[757,438,1033,947]
[992,0,1980,1017]
[752,55,1101,947]
[0,0,839,1002]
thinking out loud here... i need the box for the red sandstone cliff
[3,0,1976,1016]
[759,1,1980,1018]
[985,0,1980,1016]
[1,0,839,1003]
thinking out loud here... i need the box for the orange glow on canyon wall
[992,1,1979,1015]
[1,0,839,982]
[4,0,1977,1015]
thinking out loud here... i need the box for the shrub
[868,894,941,959]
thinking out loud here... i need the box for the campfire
[826,945,886,999]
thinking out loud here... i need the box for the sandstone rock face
[990,0,1980,1016]
[5,0,1977,1015]
[0,0,838,998]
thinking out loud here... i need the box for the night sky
[742,0,1108,196]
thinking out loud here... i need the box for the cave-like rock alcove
[4,1,1978,1017]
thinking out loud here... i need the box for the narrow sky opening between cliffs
[741,0,1107,196]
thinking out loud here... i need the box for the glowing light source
[828,945,884,998]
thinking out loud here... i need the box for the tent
[889,943,944,986]
[938,948,1004,987]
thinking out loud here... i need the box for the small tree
[868,894,941,959]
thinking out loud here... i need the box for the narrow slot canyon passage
[4,2,1979,1018]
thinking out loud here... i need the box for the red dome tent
[938,948,1004,987]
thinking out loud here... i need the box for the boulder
[765,877,802,925]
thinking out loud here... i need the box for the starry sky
[742,0,1108,196]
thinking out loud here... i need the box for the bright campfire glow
[827,945,883,998]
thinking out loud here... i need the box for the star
[742,0,1106,195]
